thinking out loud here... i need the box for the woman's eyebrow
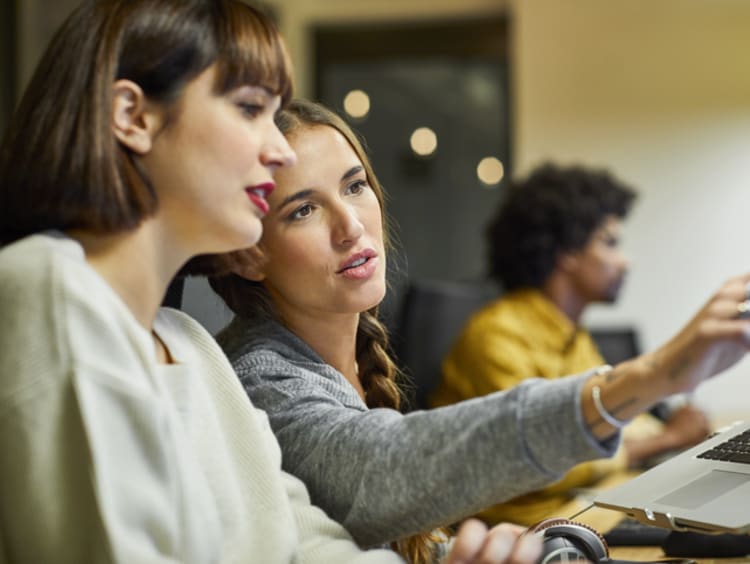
[278,189,314,209]
[341,165,363,182]
[276,166,364,210]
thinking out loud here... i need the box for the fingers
[481,523,542,564]
[447,519,489,564]
[446,519,543,564]
[695,318,750,346]
[684,279,750,348]
[715,274,750,301]
[644,276,750,398]
[702,275,750,319]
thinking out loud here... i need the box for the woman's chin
[360,286,387,312]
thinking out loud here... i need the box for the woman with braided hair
[209,98,750,563]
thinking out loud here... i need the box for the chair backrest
[163,277,185,309]
[393,279,498,410]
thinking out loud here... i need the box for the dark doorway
[314,16,511,329]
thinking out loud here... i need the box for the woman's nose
[262,125,297,171]
[332,205,364,247]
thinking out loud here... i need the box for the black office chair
[163,277,185,309]
[393,279,499,411]
[588,326,640,366]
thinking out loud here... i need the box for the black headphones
[524,518,696,564]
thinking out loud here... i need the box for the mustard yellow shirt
[430,289,652,526]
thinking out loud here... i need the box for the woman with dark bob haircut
[0,2,538,562]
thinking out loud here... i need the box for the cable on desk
[567,503,595,521]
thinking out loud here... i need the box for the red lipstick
[246,182,275,215]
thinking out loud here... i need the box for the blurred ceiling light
[477,156,504,186]
[343,89,370,119]
[410,127,437,157]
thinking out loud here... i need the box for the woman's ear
[227,246,268,282]
[111,79,162,154]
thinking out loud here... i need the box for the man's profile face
[568,215,629,304]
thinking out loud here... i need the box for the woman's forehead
[288,126,361,169]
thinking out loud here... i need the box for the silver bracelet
[591,365,630,429]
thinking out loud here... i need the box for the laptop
[593,420,750,534]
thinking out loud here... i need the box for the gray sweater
[217,315,619,548]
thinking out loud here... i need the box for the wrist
[635,347,685,398]
[591,376,630,429]
[581,359,657,439]
[581,367,623,438]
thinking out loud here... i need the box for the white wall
[512,0,750,421]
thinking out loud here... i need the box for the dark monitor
[589,327,641,365]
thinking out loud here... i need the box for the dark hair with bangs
[486,162,636,291]
[0,0,292,246]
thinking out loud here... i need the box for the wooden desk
[551,472,748,564]
[609,548,748,563]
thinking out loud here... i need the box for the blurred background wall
[3,0,750,420]
[513,0,750,421]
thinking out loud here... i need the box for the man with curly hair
[430,162,710,526]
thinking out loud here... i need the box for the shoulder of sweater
[155,307,229,363]
[157,307,213,340]
[217,328,322,386]
[1,233,85,297]
[217,315,323,366]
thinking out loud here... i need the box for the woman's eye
[238,102,264,118]
[346,180,368,195]
[290,204,314,220]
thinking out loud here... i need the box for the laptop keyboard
[697,429,750,464]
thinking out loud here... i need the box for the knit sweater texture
[217,315,619,548]
[0,233,402,564]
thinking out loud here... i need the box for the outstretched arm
[236,274,750,548]
[241,360,615,547]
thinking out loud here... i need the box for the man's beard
[602,275,626,304]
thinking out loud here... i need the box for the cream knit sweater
[0,233,402,564]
